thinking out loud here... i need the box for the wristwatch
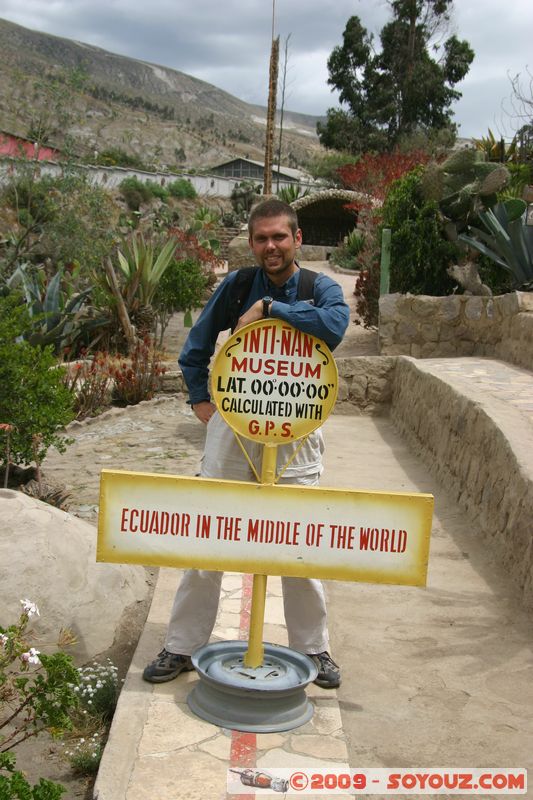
[262,296,273,317]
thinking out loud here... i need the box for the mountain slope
[0,17,323,170]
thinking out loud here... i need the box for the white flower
[0,633,8,647]
[20,599,40,618]
[21,647,41,665]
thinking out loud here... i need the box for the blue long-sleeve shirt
[179,267,350,405]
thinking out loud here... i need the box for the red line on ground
[228,573,256,800]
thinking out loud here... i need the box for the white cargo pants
[164,412,330,656]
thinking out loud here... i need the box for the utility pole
[263,1,279,196]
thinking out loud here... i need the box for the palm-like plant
[473,129,518,162]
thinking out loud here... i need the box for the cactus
[420,164,444,202]
[420,149,510,236]
[441,148,479,174]
[478,166,509,196]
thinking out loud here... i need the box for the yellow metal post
[243,444,277,668]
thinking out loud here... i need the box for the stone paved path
[44,397,203,522]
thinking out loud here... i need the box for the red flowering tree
[337,149,431,327]
[337,149,431,208]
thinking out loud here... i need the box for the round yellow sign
[211,318,338,443]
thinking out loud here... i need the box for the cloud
[0,0,531,137]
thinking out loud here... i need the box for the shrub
[63,659,119,777]
[66,736,103,776]
[167,179,196,199]
[332,229,366,270]
[63,354,113,419]
[1,172,116,279]
[0,600,79,798]
[119,177,153,211]
[354,265,380,327]
[38,175,115,275]
[3,175,58,228]
[154,258,209,340]
[338,149,431,205]
[0,755,66,799]
[381,168,460,295]
[92,148,150,171]
[145,181,170,202]
[75,660,119,723]
[0,295,74,468]
[110,337,166,406]
[307,151,360,186]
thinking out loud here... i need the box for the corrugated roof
[210,157,312,181]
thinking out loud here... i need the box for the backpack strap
[296,267,317,302]
[228,265,318,332]
[228,266,260,332]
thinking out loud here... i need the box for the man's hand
[192,400,216,424]
[234,299,264,331]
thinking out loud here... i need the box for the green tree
[318,1,474,153]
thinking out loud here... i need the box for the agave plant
[115,232,178,333]
[277,184,310,204]
[6,263,92,352]
[458,199,533,289]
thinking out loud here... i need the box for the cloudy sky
[0,0,531,139]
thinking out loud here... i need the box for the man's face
[249,214,302,286]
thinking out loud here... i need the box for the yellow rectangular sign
[97,470,433,586]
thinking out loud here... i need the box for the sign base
[187,641,318,733]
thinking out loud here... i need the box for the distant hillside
[0,17,324,171]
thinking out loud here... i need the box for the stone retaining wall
[335,357,395,414]
[379,291,533,371]
[391,357,533,610]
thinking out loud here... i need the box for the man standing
[143,199,349,688]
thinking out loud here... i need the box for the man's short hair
[248,199,299,237]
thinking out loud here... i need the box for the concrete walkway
[69,372,532,798]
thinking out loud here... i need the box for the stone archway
[292,190,368,252]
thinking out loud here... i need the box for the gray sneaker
[142,649,194,683]
[308,651,341,688]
